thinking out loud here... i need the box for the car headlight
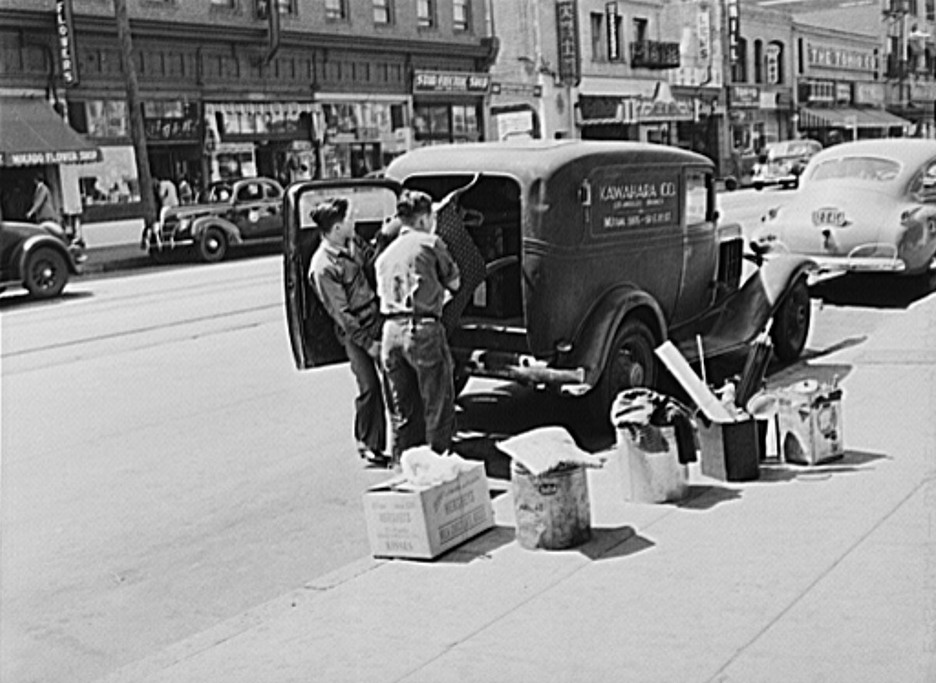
[177,217,192,232]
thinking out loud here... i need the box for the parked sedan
[751,139,822,191]
[0,219,85,298]
[751,139,936,276]
[141,177,284,263]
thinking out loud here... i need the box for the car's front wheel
[771,278,811,362]
[198,227,228,263]
[24,247,68,299]
[587,318,658,423]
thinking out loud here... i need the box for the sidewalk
[97,295,936,683]
[80,242,153,276]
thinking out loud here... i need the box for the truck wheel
[771,278,811,362]
[198,227,228,263]
[588,318,658,422]
[24,247,68,299]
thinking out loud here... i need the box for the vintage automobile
[751,139,822,191]
[141,177,284,263]
[283,141,813,415]
[751,139,936,275]
[0,218,85,299]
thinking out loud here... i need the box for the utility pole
[113,0,157,229]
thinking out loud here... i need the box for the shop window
[325,0,347,21]
[373,0,393,24]
[453,0,470,31]
[70,99,128,139]
[77,145,141,209]
[417,0,436,28]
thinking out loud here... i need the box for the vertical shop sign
[55,0,79,87]
[606,2,620,62]
[726,0,740,69]
[697,5,711,62]
[556,1,580,86]
[765,44,780,85]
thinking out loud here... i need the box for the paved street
[2,187,935,682]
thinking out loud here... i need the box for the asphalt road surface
[2,186,934,683]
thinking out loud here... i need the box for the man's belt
[384,312,440,322]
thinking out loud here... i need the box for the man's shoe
[359,448,391,468]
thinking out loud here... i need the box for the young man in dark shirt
[308,198,390,467]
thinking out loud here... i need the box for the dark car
[752,139,823,191]
[283,141,813,415]
[0,219,85,299]
[141,177,284,263]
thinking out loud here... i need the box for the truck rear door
[283,179,401,369]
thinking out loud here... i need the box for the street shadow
[756,449,889,483]
[675,484,743,510]
[580,527,655,561]
[0,288,94,310]
[437,525,516,564]
[810,270,936,309]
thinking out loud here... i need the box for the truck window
[685,170,709,225]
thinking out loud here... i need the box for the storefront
[0,96,100,231]
[315,95,411,179]
[576,78,702,146]
[793,31,909,146]
[411,70,488,147]
[204,101,317,185]
[144,99,202,190]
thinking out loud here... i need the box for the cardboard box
[697,417,761,482]
[362,461,494,560]
[777,385,844,465]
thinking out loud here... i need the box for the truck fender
[566,284,667,387]
[191,216,244,245]
[759,253,814,312]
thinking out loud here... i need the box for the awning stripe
[0,97,101,167]
[800,106,912,130]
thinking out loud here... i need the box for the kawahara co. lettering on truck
[283,140,813,418]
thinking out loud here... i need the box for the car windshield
[808,156,901,182]
[200,183,233,203]
[768,141,818,159]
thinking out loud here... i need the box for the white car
[751,138,936,275]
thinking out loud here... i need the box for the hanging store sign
[606,2,620,62]
[730,85,760,108]
[556,0,581,86]
[807,43,875,72]
[55,0,79,87]
[413,70,491,94]
[726,0,740,69]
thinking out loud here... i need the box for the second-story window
[326,0,347,21]
[373,0,393,24]
[633,17,648,44]
[590,13,605,61]
[453,0,470,31]
[753,39,763,83]
[418,0,436,29]
[927,0,935,20]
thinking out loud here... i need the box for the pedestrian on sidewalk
[308,197,390,467]
[25,174,58,224]
[157,178,179,224]
[375,190,461,464]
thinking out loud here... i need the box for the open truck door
[283,178,401,370]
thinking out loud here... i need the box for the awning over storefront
[799,106,912,131]
[0,97,101,167]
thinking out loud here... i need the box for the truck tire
[587,318,658,424]
[198,227,228,263]
[771,278,811,362]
